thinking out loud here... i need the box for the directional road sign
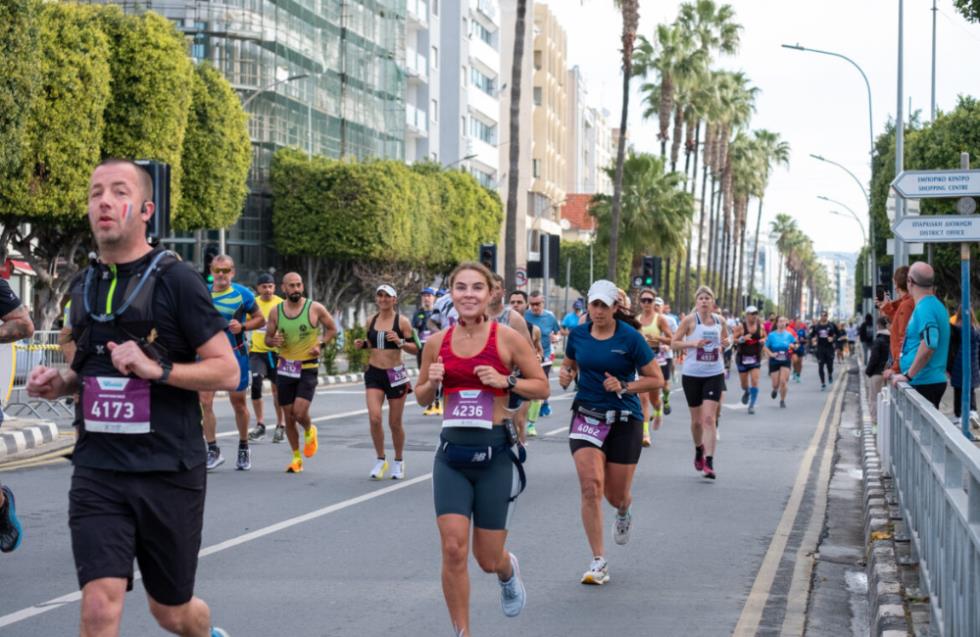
[891,214,980,243]
[891,169,980,199]
[886,187,920,222]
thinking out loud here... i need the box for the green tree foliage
[560,240,630,296]
[271,148,502,270]
[178,63,251,230]
[954,0,980,22]
[97,8,193,217]
[1,3,111,221]
[0,0,38,191]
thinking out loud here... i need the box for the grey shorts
[433,426,522,531]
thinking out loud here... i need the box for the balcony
[404,48,428,82]
[406,103,428,136]
[407,0,428,26]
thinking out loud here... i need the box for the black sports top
[367,313,406,350]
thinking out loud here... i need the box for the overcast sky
[545,0,980,255]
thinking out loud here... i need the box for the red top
[438,322,510,396]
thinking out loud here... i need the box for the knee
[80,585,124,631]
[368,414,383,428]
[150,605,185,634]
[579,477,603,503]
[442,536,469,570]
[475,551,501,574]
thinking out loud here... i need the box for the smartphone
[875,285,888,302]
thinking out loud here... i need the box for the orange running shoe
[285,457,303,473]
[303,425,318,458]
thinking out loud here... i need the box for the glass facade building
[81,0,407,277]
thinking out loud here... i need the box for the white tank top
[682,312,725,378]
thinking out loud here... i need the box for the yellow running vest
[250,295,283,353]
[276,299,319,369]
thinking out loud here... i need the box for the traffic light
[641,256,662,289]
[479,243,497,272]
[203,244,219,285]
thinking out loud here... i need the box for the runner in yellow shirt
[248,273,285,442]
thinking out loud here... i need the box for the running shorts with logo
[249,351,279,400]
[567,403,643,464]
[277,368,318,406]
[69,464,206,606]
[433,426,522,530]
[364,364,412,400]
[681,374,726,407]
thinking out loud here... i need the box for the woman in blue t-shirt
[558,280,663,587]
[764,316,798,408]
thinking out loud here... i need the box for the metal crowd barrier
[6,330,74,418]
[883,382,980,636]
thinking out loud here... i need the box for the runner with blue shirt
[199,255,265,471]
[764,316,797,409]
[524,290,561,418]
[559,280,663,586]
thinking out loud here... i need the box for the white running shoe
[581,557,610,585]
[370,458,389,480]
[390,460,405,480]
[499,553,526,617]
[613,508,632,545]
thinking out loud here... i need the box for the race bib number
[818,329,828,339]
[774,351,788,361]
[443,390,494,429]
[655,347,669,364]
[569,413,612,447]
[82,377,151,434]
[277,358,302,379]
[419,329,432,342]
[741,355,758,366]
[386,365,409,387]
[696,341,720,362]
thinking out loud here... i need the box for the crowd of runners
[0,159,872,637]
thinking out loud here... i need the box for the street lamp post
[446,153,478,169]
[820,195,871,316]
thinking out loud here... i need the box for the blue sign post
[958,153,973,440]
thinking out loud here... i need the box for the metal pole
[307,76,314,160]
[895,0,907,270]
[564,257,571,318]
[219,228,226,255]
[542,235,551,313]
[931,0,938,121]
[960,152,972,439]
[589,237,594,285]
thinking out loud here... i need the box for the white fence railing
[879,383,980,636]
[6,331,74,418]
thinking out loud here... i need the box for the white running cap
[654,297,664,306]
[376,284,397,298]
[587,280,619,307]
[745,305,759,314]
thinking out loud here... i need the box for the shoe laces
[589,557,606,572]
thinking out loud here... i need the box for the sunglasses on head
[211,267,232,274]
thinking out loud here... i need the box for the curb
[0,418,60,459]
[857,369,913,637]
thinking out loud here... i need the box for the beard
[288,292,303,303]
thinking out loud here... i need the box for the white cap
[376,284,397,298]
[587,279,619,307]
[654,297,664,306]
[745,305,759,314]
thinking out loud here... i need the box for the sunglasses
[211,267,232,274]
[529,302,543,307]
[639,297,655,304]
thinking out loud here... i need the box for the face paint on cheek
[123,202,133,221]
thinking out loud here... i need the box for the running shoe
[285,457,303,473]
[820,383,826,391]
[780,400,786,409]
[0,485,23,553]
[247,423,266,441]
[663,392,672,415]
[206,447,224,471]
[703,458,716,480]
[390,460,405,480]
[694,445,705,472]
[741,390,749,405]
[828,374,833,383]
[423,404,439,416]
[581,557,610,585]
[526,423,538,438]
[272,425,285,443]
[499,553,527,617]
[434,400,444,416]
[613,508,632,545]
[236,446,251,471]
[303,425,318,458]
[653,408,663,430]
[211,628,230,637]
[748,405,755,415]
[641,421,651,447]
[539,402,552,417]
[370,458,389,480]
[771,389,778,399]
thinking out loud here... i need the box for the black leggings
[953,387,977,418]
[816,348,835,384]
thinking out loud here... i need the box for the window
[473,21,494,47]
[470,67,495,95]
[471,167,494,188]
[533,50,542,70]
[532,87,542,105]
[431,98,438,121]
[470,117,496,144]
[532,159,541,178]
[431,46,438,68]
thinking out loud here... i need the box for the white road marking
[0,474,433,629]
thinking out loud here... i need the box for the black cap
[256,273,275,285]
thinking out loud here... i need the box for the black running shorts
[364,365,412,400]
[568,415,643,465]
[276,368,318,406]
[249,351,279,399]
[69,464,206,606]
[681,373,725,408]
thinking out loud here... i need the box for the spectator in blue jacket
[947,305,980,419]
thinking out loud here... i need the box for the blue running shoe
[499,553,526,617]
[539,402,552,417]
[0,485,23,552]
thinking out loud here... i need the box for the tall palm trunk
[504,0,528,289]
[664,256,671,298]
[608,1,638,280]
[682,122,701,309]
[694,139,709,295]
[777,256,784,313]
[747,197,764,304]
[670,102,684,172]
[706,177,719,290]
[735,204,748,312]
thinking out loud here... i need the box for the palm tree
[770,213,797,313]
[503,0,528,290]
[746,129,791,305]
[728,131,764,311]
[607,0,640,280]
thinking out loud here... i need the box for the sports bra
[438,322,510,396]
[367,313,405,350]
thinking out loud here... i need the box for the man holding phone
[877,266,914,381]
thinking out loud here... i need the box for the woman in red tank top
[415,262,548,637]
